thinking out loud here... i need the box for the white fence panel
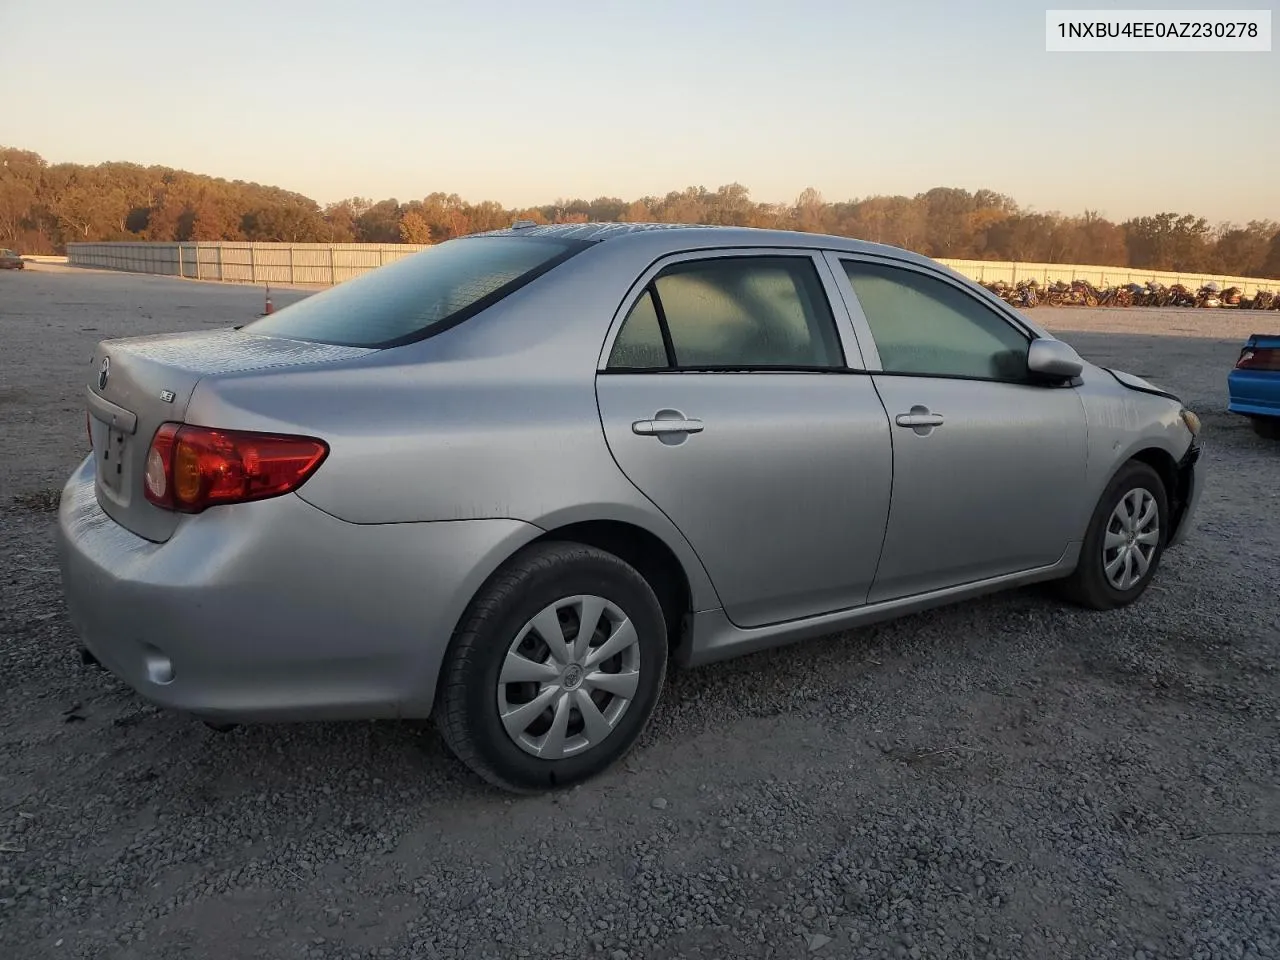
[937,258,1280,297]
[66,241,430,285]
[65,242,1280,297]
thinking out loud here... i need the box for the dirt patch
[11,488,61,512]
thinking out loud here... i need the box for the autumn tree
[793,187,827,233]
[398,210,432,244]
[3,144,1277,277]
[322,198,368,241]
[1123,213,1213,272]
[1209,220,1277,276]
[1261,231,1280,279]
[240,201,326,242]
[353,199,403,243]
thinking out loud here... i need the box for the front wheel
[434,542,668,793]
[1057,461,1168,610]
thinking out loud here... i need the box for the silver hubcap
[1103,488,1160,590]
[497,595,641,760]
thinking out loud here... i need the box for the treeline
[4,146,1279,277]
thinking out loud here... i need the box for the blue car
[1228,333,1280,439]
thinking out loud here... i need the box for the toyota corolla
[57,223,1204,792]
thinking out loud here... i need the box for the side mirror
[1027,338,1084,381]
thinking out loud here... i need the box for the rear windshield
[244,235,587,348]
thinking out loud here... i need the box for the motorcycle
[1011,281,1038,308]
[1168,284,1197,308]
[1044,280,1070,306]
[1220,286,1243,308]
[1139,282,1167,307]
[1112,284,1141,308]
[1196,282,1222,308]
[1070,280,1099,307]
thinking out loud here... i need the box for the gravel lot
[1,265,1277,960]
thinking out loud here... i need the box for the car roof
[469,221,942,269]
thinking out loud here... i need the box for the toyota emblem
[97,356,110,390]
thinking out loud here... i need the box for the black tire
[434,542,668,793]
[1056,461,1168,610]
[1251,417,1280,440]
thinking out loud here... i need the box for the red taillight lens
[1237,347,1280,371]
[143,423,328,513]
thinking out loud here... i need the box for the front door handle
[632,418,704,436]
[895,413,945,428]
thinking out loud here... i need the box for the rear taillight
[143,423,328,514]
[1236,347,1280,371]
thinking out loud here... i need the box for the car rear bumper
[56,455,540,722]
[1227,368,1280,419]
[1167,439,1204,550]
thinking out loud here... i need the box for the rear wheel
[1057,461,1168,610]
[1251,416,1280,440]
[434,542,667,793]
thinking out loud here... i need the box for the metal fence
[66,241,1280,297]
[938,258,1280,298]
[66,242,429,285]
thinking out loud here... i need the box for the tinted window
[607,290,669,369]
[842,261,1029,380]
[245,236,584,347]
[650,257,842,368]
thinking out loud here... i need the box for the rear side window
[607,290,669,369]
[245,236,586,348]
[606,256,843,371]
[656,257,842,368]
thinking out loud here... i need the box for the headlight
[1180,408,1201,436]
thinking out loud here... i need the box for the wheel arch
[527,519,698,657]
[1128,445,1179,501]
[440,508,716,673]
[1108,443,1193,545]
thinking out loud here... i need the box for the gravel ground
[1,265,1277,960]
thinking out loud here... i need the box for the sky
[1,0,1277,223]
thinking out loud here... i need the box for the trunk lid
[86,329,374,542]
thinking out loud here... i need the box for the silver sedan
[57,223,1205,792]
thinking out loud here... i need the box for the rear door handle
[895,412,945,427]
[632,418,704,436]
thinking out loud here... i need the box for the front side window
[607,255,843,370]
[842,260,1030,381]
[245,236,586,348]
